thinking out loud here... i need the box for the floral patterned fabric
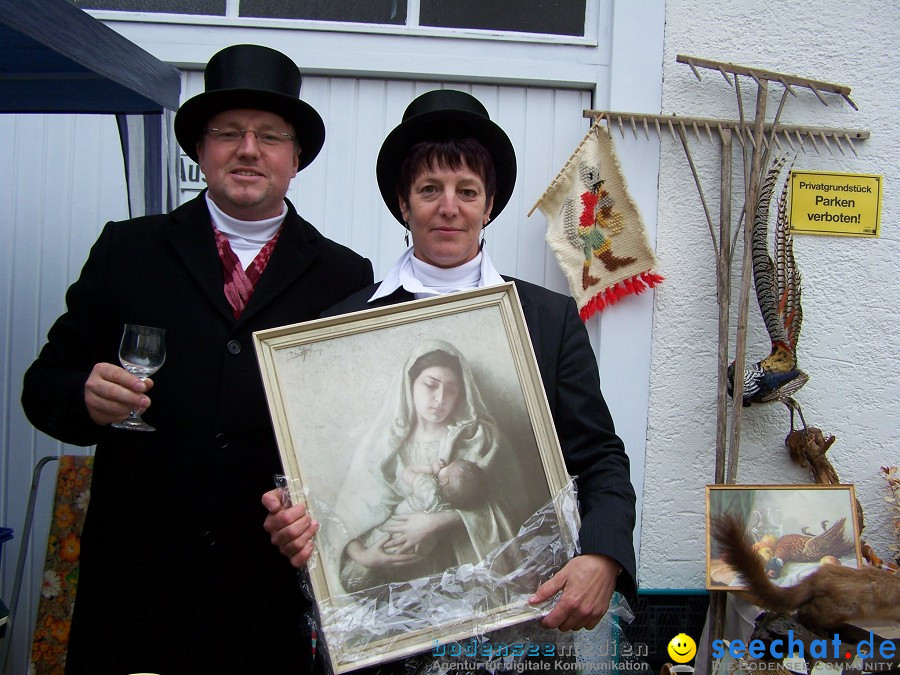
[29,455,94,674]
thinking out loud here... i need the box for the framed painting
[705,484,862,591]
[254,283,575,672]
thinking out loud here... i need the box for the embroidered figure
[564,160,636,289]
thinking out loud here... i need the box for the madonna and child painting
[254,288,572,626]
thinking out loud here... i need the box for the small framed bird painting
[705,484,862,590]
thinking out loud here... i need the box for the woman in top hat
[264,89,636,635]
[22,44,372,674]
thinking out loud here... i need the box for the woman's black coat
[326,279,637,600]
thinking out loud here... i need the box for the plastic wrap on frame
[297,480,586,672]
[421,592,637,675]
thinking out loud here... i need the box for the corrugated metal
[0,112,128,670]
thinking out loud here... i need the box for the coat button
[200,529,216,547]
[215,433,229,448]
[227,340,241,354]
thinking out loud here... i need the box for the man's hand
[528,553,620,631]
[262,488,319,568]
[84,362,153,426]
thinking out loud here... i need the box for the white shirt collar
[370,247,505,302]
[205,193,286,242]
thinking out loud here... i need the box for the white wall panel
[0,112,128,671]
[179,68,661,567]
[178,76,592,288]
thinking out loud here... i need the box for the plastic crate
[0,527,12,638]
[621,591,709,672]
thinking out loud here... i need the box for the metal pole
[0,456,58,675]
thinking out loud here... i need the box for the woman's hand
[380,510,460,555]
[345,537,421,568]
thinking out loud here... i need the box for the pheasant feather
[752,155,789,349]
[774,171,802,351]
[729,153,808,429]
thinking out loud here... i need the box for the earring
[479,233,486,251]
[404,228,410,247]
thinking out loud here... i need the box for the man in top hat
[22,44,373,674]
[264,89,635,662]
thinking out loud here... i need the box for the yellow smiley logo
[667,633,697,664]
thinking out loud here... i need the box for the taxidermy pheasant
[728,155,807,428]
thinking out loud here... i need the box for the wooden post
[727,80,769,485]
[708,127,733,669]
[714,128,733,484]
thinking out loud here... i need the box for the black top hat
[174,44,325,171]
[376,90,517,226]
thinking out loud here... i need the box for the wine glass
[111,324,166,432]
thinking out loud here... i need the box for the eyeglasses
[205,127,296,148]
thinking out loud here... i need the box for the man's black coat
[22,193,373,674]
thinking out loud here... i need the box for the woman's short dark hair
[397,138,497,211]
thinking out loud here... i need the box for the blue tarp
[0,0,182,215]
[0,0,180,114]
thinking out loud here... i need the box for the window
[239,0,406,25]
[73,0,587,36]
[420,0,586,37]
[72,0,226,15]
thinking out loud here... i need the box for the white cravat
[205,193,287,270]
[370,247,505,301]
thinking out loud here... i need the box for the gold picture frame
[254,283,573,672]
[705,484,862,591]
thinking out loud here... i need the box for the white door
[2,6,662,668]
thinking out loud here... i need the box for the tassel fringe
[579,270,664,321]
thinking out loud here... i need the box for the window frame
[83,0,601,46]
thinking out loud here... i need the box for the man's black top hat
[376,90,517,226]
[174,44,325,171]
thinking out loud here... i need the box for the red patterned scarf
[212,225,282,319]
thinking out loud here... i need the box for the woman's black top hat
[376,89,517,226]
[174,44,325,171]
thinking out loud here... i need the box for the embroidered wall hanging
[537,122,663,320]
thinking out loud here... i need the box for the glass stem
[132,376,148,418]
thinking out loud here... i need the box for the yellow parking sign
[789,170,882,237]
